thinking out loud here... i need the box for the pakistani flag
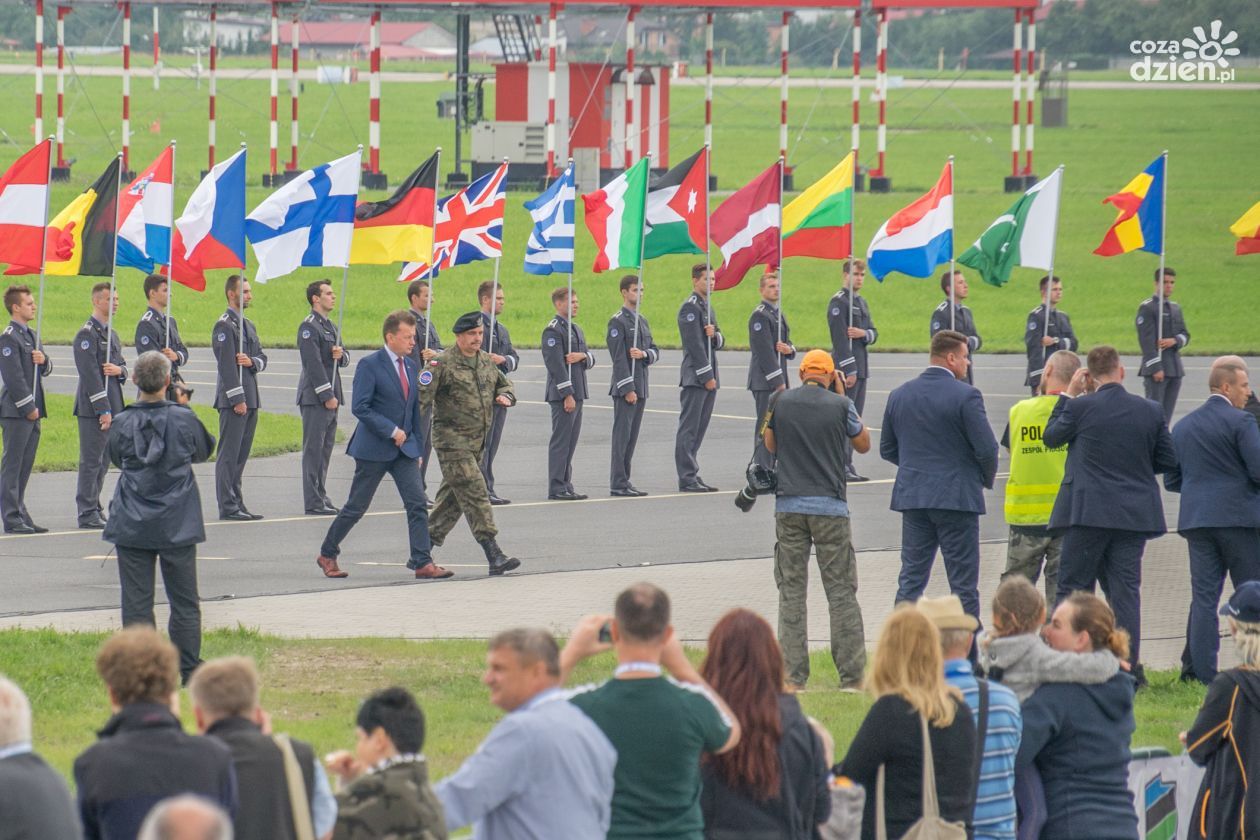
[959,167,1063,287]
[581,157,649,273]
[644,148,708,260]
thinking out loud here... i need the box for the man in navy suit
[881,330,998,632]
[1165,356,1260,683]
[316,310,451,581]
[1044,345,1178,678]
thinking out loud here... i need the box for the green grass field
[0,68,1255,355]
[0,627,1208,787]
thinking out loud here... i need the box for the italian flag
[959,167,1063,287]
[644,147,708,260]
[581,157,649,273]
[782,152,855,260]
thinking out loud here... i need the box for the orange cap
[799,349,835,377]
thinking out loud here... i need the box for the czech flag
[117,145,174,274]
[171,148,247,291]
[866,162,953,280]
[1094,154,1165,257]
[0,140,52,270]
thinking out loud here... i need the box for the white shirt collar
[0,742,32,761]
[1209,393,1233,406]
[384,346,405,367]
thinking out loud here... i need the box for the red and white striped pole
[267,1,279,180]
[851,9,861,165]
[545,3,557,179]
[1010,10,1022,180]
[1024,9,1036,178]
[288,13,300,174]
[121,0,131,173]
[704,12,713,150]
[208,4,218,170]
[533,15,543,61]
[872,8,888,188]
[55,5,67,172]
[779,12,790,181]
[368,7,381,177]
[152,6,160,90]
[624,6,636,169]
[35,0,44,143]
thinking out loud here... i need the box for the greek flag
[523,163,575,275]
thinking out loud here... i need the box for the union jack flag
[399,162,508,282]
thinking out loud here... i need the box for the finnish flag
[245,150,362,283]
[523,163,575,276]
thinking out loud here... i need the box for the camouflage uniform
[420,347,515,545]
[333,757,448,840]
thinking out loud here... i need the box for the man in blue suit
[1165,356,1260,683]
[1044,345,1177,679]
[881,330,999,632]
[316,310,451,581]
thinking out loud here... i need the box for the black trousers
[1181,527,1260,683]
[1056,526,1149,666]
[117,544,202,680]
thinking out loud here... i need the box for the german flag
[5,156,122,277]
[350,153,438,265]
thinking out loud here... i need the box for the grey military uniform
[1024,304,1078,392]
[297,310,349,512]
[134,306,189,380]
[409,308,443,482]
[1137,295,1189,422]
[748,302,796,469]
[607,306,660,492]
[542,315,595,496]
[479,311,519,496]
[0,320,52,530]
[212,308,268,517]
[827,290,877,414]
[930,300,982,385]
[73,317,127,525]
[675,293,725,487]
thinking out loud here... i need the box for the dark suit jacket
[347,348,424,462]
[880,366,998,514]
[1043,382,1177,534]
[1165,395,1260,530]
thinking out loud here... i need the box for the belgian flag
[5,156,122,277]
[350,153,438,265]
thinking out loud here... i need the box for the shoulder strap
[973,679,990,794]
[919,713,942,820]
[272,734,316,840]
[876,764,887,840]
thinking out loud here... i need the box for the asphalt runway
[0,345,1244,618]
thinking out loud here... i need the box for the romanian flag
[6,157,122,276]
[1230,200,1260,256]
[782,152,854,261]
[350,153,438,265]
[1094,155,1165,257]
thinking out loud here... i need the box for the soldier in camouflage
[420,312,520,577]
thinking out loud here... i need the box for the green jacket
[332,757,448,840]
[419,348,515,454]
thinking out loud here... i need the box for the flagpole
[947,155,956,332]
[1156,150,1168,350]
[776,156,784,345]
[1041,166,1065,381]
[631,155,649,381]
[488,155,509,357]
[32,136,54,406]
[847,148,857,368]
[703,144,713,371]
[166,139,176,351]
[105,152,124,358]
[425,147,441,358]
[236,141,247,391]
[337,144,365,339]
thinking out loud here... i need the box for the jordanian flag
[959,167,1063,287]
[581,157,649,273]
[783,152,854,260]
[644,148,707,260]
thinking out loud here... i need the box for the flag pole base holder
[782,173,794,192]
[280,168,302,184]
[122,169,136,181]
[262,172,288,187]
[1004,175,1026,193]
[1022,172,1039,189]
[869,176,891,193]
[51,165,73,182]
[444,171,470,190]
[363,171,388,190]
[707,175,718,190]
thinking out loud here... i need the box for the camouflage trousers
[774,512,866,688]
[429,449,496,545]
[1002,527,1062,604]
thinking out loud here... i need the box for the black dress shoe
[679,482,710,493]
[845,469,869,483]
[305,506,339,516]
[28,524,49,533]
[78,518,107,529]
[243,511,265,521]
[488,494,511,506]
[5,524,37,535]
[627,486,649,497]
[548,491,588,501]
[698,481,720,492]
[610,488,637,497]
[220,511,255,522]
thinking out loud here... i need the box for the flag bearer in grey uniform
[1137,267,1189,423]
[1024,274,1078,396]
[930,269,982,385]
[0,285,52,534]
[608,274,660,497]
[74,282,127,529]
[542,287,595,501]
[134,274,189,395]
[747,269,796,470]
[298,279,349,516]
[478,280,519,505]
[828,258,876,482]
[407,279,443,487]
[676,264,724,492]
[212,275,268,521]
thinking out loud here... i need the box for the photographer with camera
[759,349,870,692]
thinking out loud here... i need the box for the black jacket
[103,401,215,549]
[0,750,81,840]
[701,693,830,840]
[1187,668,1260,839]
[206,717,318,840]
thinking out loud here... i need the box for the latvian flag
[0,141,52,270]
[866,162,954,281]
[710,160,782,291]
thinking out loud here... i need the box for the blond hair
[1231,618,1260,668]
[868,605,960,727]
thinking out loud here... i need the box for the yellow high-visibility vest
[1004,395,1069,526]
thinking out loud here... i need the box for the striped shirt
[945,659,1021,840]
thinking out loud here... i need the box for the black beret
[452,311,483,334]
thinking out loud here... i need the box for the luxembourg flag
[116,145,174,274]
[866,162,954,281]
[171,147,248,291]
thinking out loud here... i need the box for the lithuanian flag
[1094,154,1165,257]
[782,152,854,261]
[5,156,122,277]
[350,153,438,265]
[1230,200,1260,256]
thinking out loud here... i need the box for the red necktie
[397,357,410,400]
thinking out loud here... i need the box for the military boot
[480,538,521,576]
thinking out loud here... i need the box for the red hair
[700,609,783,801]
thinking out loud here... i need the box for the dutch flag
[866,162,954,281]
[523,162,575,276]
[116,146,174,274]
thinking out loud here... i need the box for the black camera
[734,462,777,512]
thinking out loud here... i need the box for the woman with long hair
[835,605,977,840]
[699,608,831,840]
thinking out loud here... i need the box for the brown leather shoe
[316,555,348,579]
[413,563,454,580]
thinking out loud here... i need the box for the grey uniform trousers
[610,397,646,491]
[844,377,868,471]
[480,404,508,495]
[548,400,583,496]
[76,416,110,523]
[300,404,338,511]
[216,408,258,516]
[117,543,202,681]
[675,386,716,486]
[0,417,39,530]
[420,407,435,483]
[751,390,774,469]
[1143,376,1182,424]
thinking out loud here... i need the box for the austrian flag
[709,161,782,291]
[0,140,52,270]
